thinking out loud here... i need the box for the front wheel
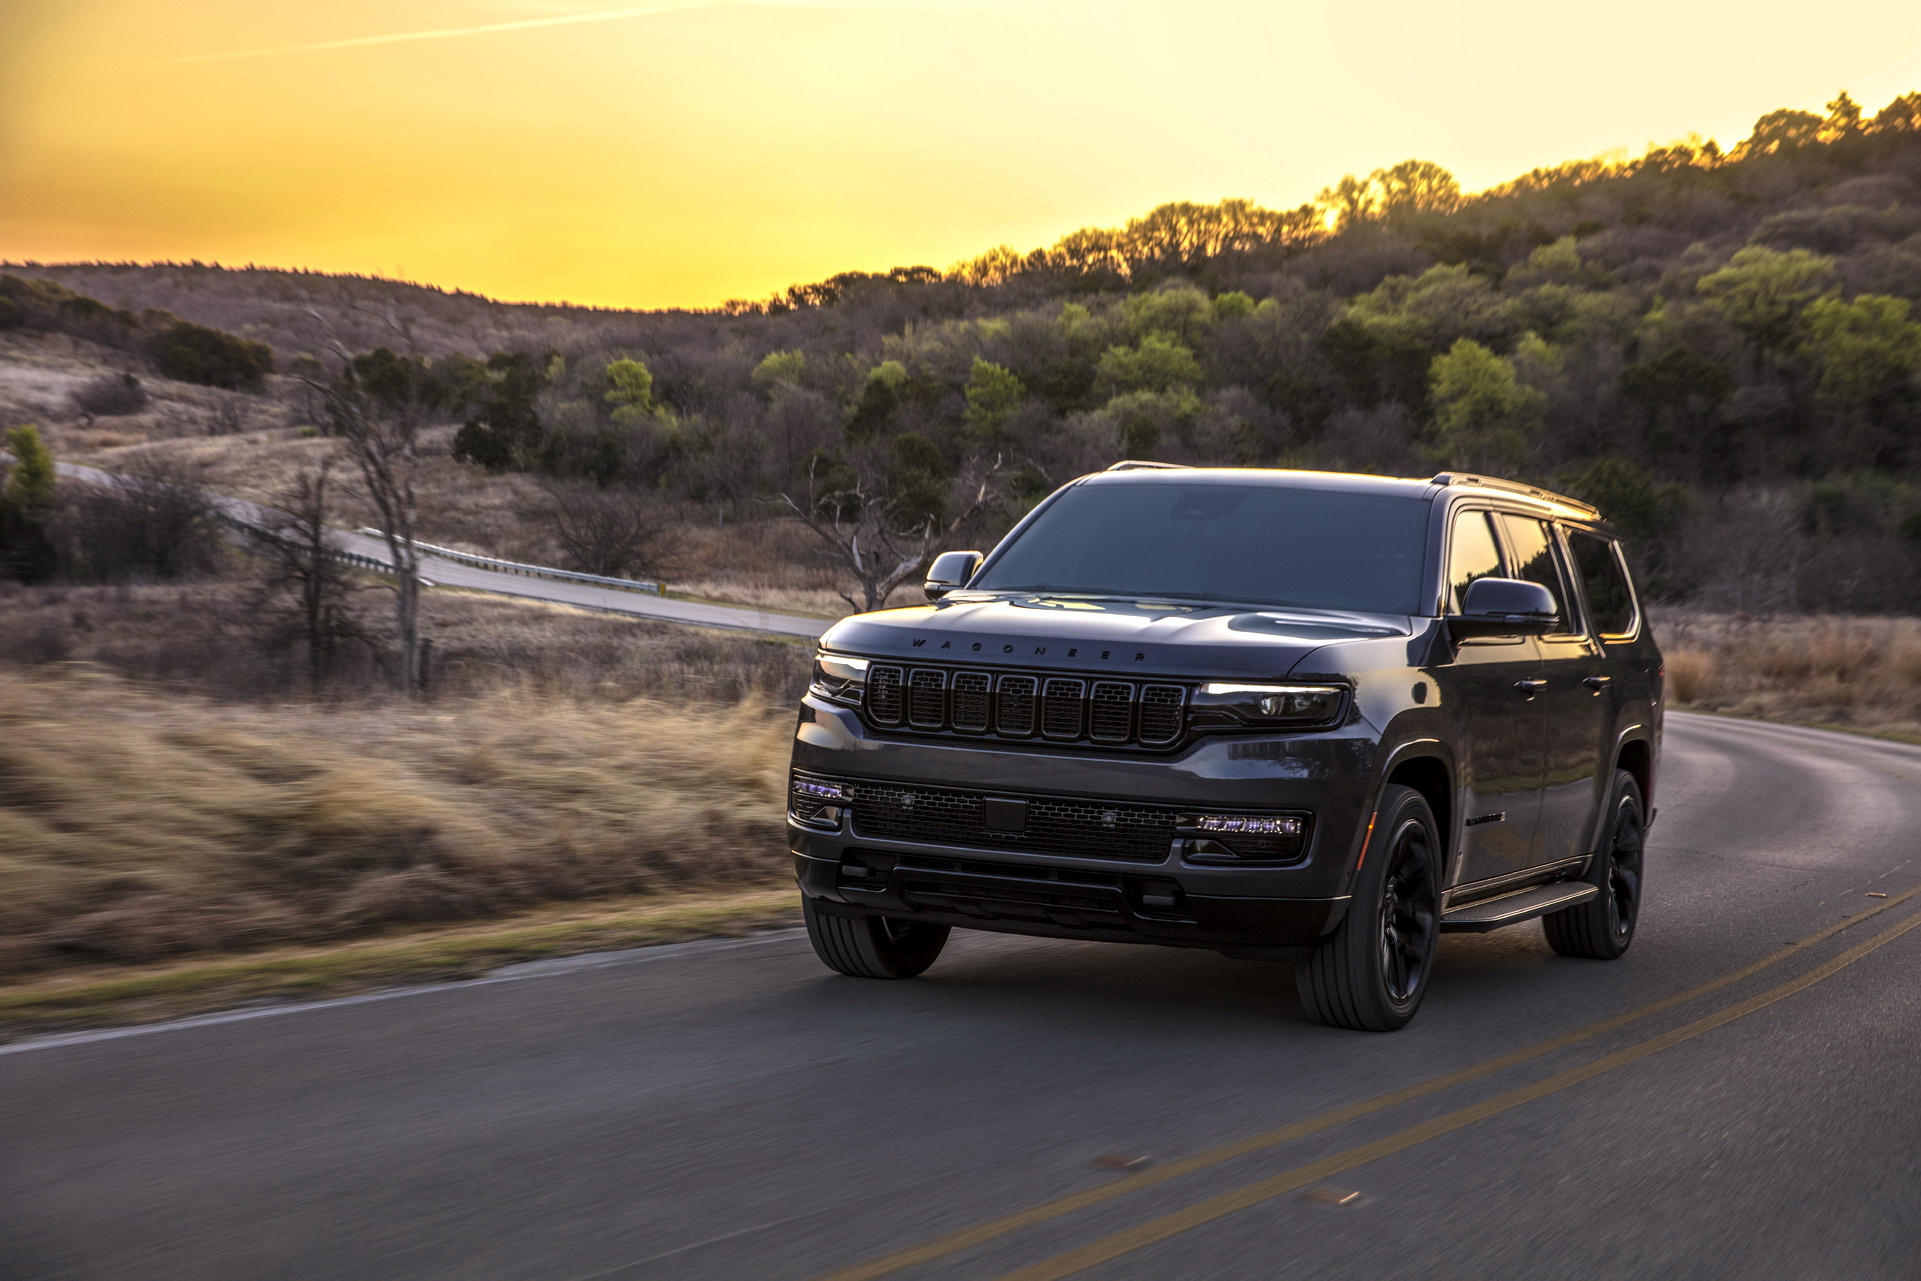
[802,897,950,979]
[1296,784,1441,1032]
[1543,771,1645,960]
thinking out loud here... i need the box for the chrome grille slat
[858,664,1188,749]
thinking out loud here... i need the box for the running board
[1441,882,1598,933]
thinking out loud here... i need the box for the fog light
[790,775,850,830]
[1177,812,1309,864]
[1193,815,1301,836]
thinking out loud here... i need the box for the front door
[1438,508,1545,887]
[1497,514,1609,867]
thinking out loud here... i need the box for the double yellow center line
[815,882,1921,1281]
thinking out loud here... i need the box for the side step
[1441,882,1598,933]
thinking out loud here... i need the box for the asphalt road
[5,712,1921,1281]
[51,461,831,639]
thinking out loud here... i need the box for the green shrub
[150,321,274,391]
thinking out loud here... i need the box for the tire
[1543,770,1645,960]
[802,896,950,979]
[1296,784,1441,1032]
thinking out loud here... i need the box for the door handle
[1582,674,1613,694]
[1514,679,1548,696]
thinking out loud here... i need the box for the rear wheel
[802,897,950,979]
[1544,770,1645,960]
[1296,784,1440,1032]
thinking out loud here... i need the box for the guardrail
[355,529,662,595]
[217,511,395,573]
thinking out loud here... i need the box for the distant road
[53,461,832,640]
[5,714,1921,1279]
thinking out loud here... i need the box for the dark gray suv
[788,464,1663,1030]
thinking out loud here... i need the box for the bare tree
[253,458,368,692]
[297,340,439,696]
[539,481,678,580]
[782,455,1002,612]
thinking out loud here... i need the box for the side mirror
[924,550,983,601]
[1449,577,1559,639]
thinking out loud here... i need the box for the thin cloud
[158,0,971,65]
[158,6,681,64]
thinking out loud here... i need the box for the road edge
[0,886,800,1041]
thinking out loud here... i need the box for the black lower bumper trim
[794,851,1346,956]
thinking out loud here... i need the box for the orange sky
[3,1,1921,309]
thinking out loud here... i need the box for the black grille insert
[996,674,1038,736]
[1137,684,1186,746]
[868,666,904,726]
[950,670,992,731]
[846,780,1178,862]
[861,664,1186,749]
[907,668,946,728]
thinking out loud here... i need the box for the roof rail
[1430,471,1600,518]
[1105,460,1191,471]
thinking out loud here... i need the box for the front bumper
[789,696,1378,954]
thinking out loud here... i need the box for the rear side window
[1494,513,1575,629]
[1446,510,1505,613]
[1567,530,1638,637]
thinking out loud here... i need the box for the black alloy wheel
[1378,819,1439,1004]
[1297,784,1441,1032]
[1544,770,1645,960]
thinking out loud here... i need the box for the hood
[819,593,1414,681]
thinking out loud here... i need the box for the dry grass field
[0,666,798,978]
[1657,611,1921,739]
[0,578,812,702]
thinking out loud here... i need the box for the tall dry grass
[0,668,796,976]
[1657,611,1921,735]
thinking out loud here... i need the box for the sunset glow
[5,0,1921,308]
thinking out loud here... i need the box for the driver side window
[1494,513,1575,631]
[1446,510,1505,614]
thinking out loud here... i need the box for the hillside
[8,88,1921,616]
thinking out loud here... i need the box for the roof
[1083,463,1603,522]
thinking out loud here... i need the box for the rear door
[1494,512,1609,869]
[1438,508,1545,888]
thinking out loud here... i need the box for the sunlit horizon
[5,0,1921,310]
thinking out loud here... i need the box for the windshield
[973,481,1431,615]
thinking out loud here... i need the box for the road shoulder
[0,886,799,1042]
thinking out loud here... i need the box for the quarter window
[1446,510,1504,613]
[1567,530,1638,637]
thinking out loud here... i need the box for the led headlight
[1192,682,1345,726]
[809,652,869,707]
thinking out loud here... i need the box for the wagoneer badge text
[910,638,1149,662]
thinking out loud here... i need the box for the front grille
[845,780,1178,862]
[863,664,1187,749]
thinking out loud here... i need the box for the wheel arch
[1372,738,1456,883]
[1614,731,1655,809]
